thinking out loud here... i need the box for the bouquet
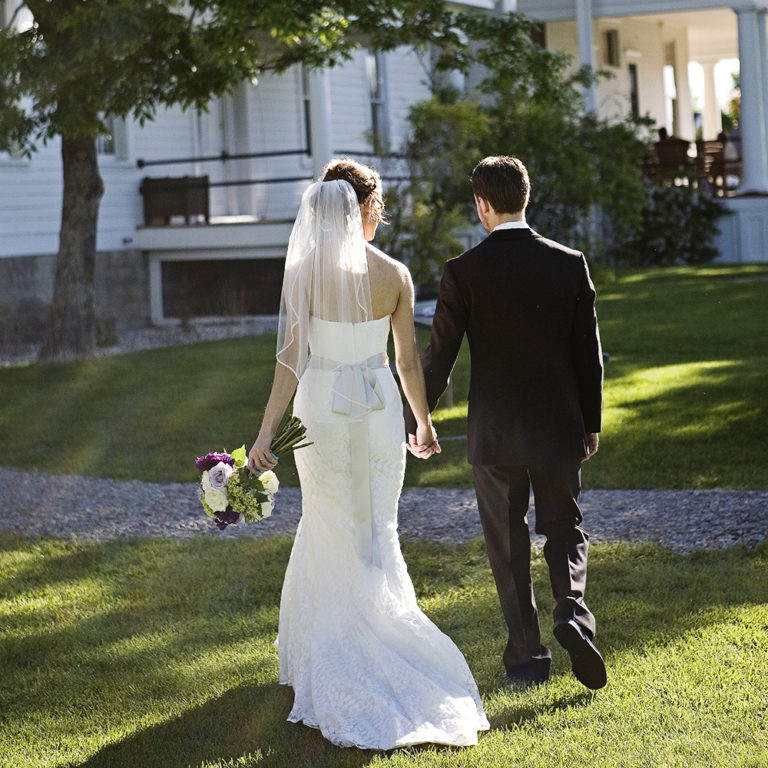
[195,415,311,530]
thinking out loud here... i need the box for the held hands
[407,423,442,460]
[248,434,278,474]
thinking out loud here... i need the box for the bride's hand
[249,434,277,474]
[409,423,441,459]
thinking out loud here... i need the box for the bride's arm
[249,362,299,473]
[390,267,439,456]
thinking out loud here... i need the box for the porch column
[576,0,597,113]
[308,69,333,180]
[673,32,695,140]
[701,59,722,140]
[736,8,768,194]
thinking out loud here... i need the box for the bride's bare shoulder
[366,243,411,285]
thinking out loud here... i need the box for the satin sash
[308,352,388,419]
[307,352,388,568]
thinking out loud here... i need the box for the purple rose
[208,461,235,490]
[195,452,234,473]
[214,506,240,530]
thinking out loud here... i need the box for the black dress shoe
[553,619,607,690]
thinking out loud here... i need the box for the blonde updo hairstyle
[320,157,386,224]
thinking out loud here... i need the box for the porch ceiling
[520,4,739,62]
[518,0,768,20]
[641,8,738,60]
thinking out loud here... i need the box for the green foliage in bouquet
[227,472,271,523]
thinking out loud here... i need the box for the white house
[0,0,765,337]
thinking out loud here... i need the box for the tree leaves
[0,0,452,150]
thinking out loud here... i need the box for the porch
[134,148,410,324]
[518,0,768,263]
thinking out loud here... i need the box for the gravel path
[2,322,766,554]
[1,467,766,555]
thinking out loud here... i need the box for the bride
[248,158,489,750]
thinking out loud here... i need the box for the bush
[374,12,653,287]
[621,178,729,266]
[376,98,490,288]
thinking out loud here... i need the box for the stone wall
[0,250,150,355]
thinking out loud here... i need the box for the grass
[1,266,766,767]
[1,263,767,489]
[0,534,766,768]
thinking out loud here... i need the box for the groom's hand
[582,433,599,462]
[407,432,440,459]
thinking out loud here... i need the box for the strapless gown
[277,315,489,749]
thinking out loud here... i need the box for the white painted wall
[546,16,687,135]
[0,141,62,258]
[520,1,768,23]
[0,44,430,260]
[0,103,199,259]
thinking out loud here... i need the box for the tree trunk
[38,136,104,362]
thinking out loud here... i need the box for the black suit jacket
[406,227,603,465]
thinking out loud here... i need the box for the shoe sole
[554,621,607,690]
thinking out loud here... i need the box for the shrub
[621,178,729,266]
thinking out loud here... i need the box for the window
[628,63,640,120]
[529,22,546,49]
[96,115,129,160]
[366,50,389,153]
[96,115,116,156]
[603,30,620,68]
[3,2,34,32]
[301,66,312,155]
[663,60,677,135]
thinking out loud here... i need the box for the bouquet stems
[270,414,312,458]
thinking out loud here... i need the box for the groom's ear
[475,194,491,217]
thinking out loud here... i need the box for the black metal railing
[136,148,310,169]
[137,148,415,224]
[138,149,315,224]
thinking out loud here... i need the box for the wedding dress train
[277,315,489,750]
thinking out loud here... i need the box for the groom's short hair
[471,156,530,214]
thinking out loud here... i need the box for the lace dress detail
[278,316,489,749]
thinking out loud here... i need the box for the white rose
[259,470,279,495]
[260,498,274,519]
[208,461,235,490]
[201,471,229,513]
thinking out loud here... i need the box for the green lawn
[1,264,767,488]
[0,534,765,768]
[1,265,767,767]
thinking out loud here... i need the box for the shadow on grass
[70,680,476,768]
[3,537,767,766]
[489,691,596,732]
[420,541,768,691]
[69,681,370,768]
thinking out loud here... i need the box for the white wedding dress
[278,315,489,750]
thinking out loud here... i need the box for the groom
[405,156,606,690]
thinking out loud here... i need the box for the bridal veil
[276,179,373,382]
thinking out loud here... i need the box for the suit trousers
[473,459,596,674]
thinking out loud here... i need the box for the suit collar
[486,227,538,241]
